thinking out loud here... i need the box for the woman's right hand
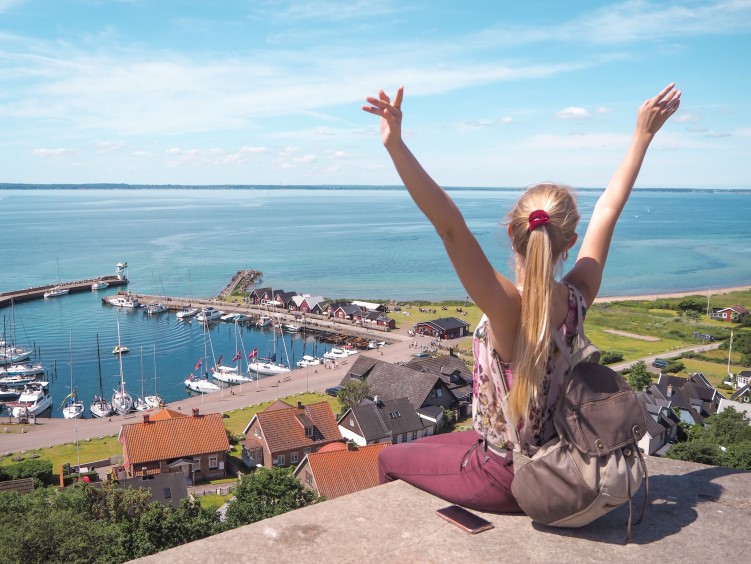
[362,86,405,151]
[636,82,681,138]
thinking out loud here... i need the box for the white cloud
[96,141,126,153]
[595,107,612,115]
[704,131,731,138]
[525,132,629,150]
[675,112,701,122]
[556,107,592,120]
[33,148,75,157]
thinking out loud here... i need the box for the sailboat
[111,316,134,415]
[44,258,69,298]
[61,333,84,419]
[133,346,149,411]
[212,321,253,385]
[248,316,291,376]
[184,322,221,394]
[90,334,113,418]
[144,343,164,409]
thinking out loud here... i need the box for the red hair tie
[528,210,550,231]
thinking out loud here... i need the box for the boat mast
[727,329,734,378]
[96,333,104,398]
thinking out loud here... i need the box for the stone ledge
[134,456,751,563]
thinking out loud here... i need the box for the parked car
[326,386,345,397]
[652,359,669,369]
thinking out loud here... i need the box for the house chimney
[348,442,357,451]
[192,407,200,417]
[373,395,380,407]
[297,401,303,409]
[667,384,673,398]
[143,414,150,424]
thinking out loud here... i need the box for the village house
[709,305,749,322]
[405,354,473,404]
[119,408,230,485]
[241,400,343,469]
[274,290,299,309]
[329,303,364,322]
[338,396,432,446]
[341,356,458,415]
[645,373,723,427]
[413,317,470,339]
[248,287,274,305]
[293,442,389,500]
[638,394,681,456]
[735,370,751,389]
[111,472,189,508]
[717,397,751,420]
[364,310,396,330]
[730,384,751,403]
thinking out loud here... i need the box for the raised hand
[637,83,681,137]
[362,86,404,151]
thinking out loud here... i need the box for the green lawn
[196,493,231,512]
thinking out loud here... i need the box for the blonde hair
[506,183,579,424]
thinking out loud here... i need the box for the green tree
[337,378,371,409]
[626,360,652,391]
[702,407,750,446]
[723,441,751,471]
[600,351,624,365]
[677,298,704,313]
[665,360,685,374]
[224,466,317,529]
[666,441,724,466]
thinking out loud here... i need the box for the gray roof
[404,355,472,386]
[415,317,470,331]
[341,356,456,409]
[346,397,424,442]
[730,384,751,401]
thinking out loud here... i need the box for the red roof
[255,401,342,454]
[149,408,188,421]
[121,412,230,466]
[296,443,390,500]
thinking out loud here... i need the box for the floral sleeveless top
[472,283,595,454]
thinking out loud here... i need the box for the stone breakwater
[218,270,263,299]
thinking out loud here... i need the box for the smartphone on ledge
[436,505,494,534]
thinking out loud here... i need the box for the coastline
[593,284,751,304]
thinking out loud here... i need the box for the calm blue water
[1,187,749,417]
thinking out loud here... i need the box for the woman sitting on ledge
[362,83,680,512]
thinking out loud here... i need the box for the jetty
[218,269,263,299]
[0,275,128,308]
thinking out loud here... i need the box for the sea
[1,186,749,417]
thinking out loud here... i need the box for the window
[208,456,218,470]
[388,411,401,419]
[254,427,262,438]
[411,431,418,440]
[291,452,299,464]
[435,388,443,397]
[275,454,285,466]
[305,426,314,438]
[193,458,201,471]
[306,471,313,486]
[163,488,172,499]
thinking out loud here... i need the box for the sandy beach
[594,284,751,303]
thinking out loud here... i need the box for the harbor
[1,268,402,423]
[0,275,128,308]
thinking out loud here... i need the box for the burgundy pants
[378,430,522,514]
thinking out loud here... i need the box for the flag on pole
[233,351,242,362]
[248,348,258,360]
[194,358,202,370]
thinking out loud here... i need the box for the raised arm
[565,83,681,305]
[362,87,521,336]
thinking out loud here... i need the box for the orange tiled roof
[149,408,188,421]
[302,443,390,500]
[256,401,341,454]
[121,412,230,466]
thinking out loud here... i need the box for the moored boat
[145,302,167,315]
[196,306,223,323]
[211,364,253,385]
[184,374,221,394]
[176,307,199,319]
[44,286,69,298]
[0,374,36,387]
[255,315,272,328]
[8,381,52,417]
[323,347,359,360]
[113,345,130,355]
[91,281,109,290]
[61,391,84,419]
[3,362,45,377]
[296,355,321,368]
[0,384,20,401]
[0,347,32,366]
[247,359,291,377]
[106,295,141,308]
[283,323,301,333]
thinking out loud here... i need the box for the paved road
[609,342,722,372]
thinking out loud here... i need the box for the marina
[0,275,127,308]
[1,273,396,421]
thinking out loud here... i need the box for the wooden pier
[0,276,128,308]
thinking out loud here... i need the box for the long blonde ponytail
[506,184,579,425]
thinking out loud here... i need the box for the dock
[0,276,128,308]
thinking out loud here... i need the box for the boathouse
[413,317,470,339]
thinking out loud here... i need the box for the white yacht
[296,355,322,368]
[113,345,130,355]
[0,347,32,365]
[247,359,291,377]
[323,347,359,360]
[3,362,45,377]
[145,302,167,315]
[211,364,253,385]
[283,324,301,333]
[91,281,109,290]
[255,315,272,328]
[44,286,69,298]
[144,395,164,409]
[107,295,141,308]
[176,307,199,319]
[0,374,36,387]
[196,306,223,323]
[9,381,52,417]
[184,375,221,394]
[90,395,113,419]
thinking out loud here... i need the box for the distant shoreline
[594,285,751,304]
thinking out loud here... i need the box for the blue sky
[0,0,749,188]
